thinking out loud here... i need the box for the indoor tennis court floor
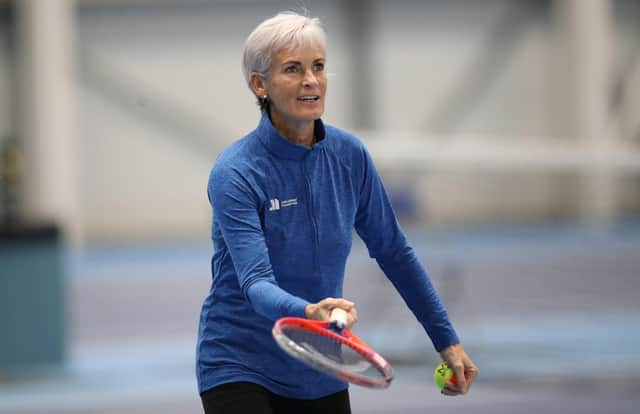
[1,222,639,413]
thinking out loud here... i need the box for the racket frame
[272,316,394,388]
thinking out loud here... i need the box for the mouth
[297,95,320,102]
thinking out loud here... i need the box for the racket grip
[330,308,348,329]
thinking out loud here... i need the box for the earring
[262,95,268,100]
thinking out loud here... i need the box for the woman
[197,11,477,413]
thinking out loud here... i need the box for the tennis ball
[434,362,457,389]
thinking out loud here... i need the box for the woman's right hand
[305,297,358,329]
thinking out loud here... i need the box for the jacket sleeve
[353,145,459,352]
[209,164,308,321]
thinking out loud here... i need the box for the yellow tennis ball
[434,362,456,389]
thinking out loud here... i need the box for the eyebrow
[281,58,326,66]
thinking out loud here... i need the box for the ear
[250,72,268,98]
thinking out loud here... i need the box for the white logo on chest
[268,198,298,211]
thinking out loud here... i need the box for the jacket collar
[256,112,326,160]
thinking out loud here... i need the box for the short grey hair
[242,11,327,112]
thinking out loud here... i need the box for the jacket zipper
[302,161,319,272]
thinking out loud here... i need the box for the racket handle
[330,308,348,329]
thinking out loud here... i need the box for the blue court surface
[1,222,639,413]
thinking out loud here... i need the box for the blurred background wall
[1,0,638,244]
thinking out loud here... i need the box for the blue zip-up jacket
[196,113,459,399]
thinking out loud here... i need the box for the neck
[269,111,315,147]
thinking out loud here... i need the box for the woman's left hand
[438,343,478,396]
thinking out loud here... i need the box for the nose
[302,69,319,88]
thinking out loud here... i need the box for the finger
[334,298,354,310]
[464,365,479,390]
[345,308,358,329]
[312,300,335,320]
[349,306,358,321]
[320,297,354,311]
[319,297,337,308]
[441,385,460,396]
[451,363,468,394]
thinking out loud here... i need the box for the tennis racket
[272,308,393,388]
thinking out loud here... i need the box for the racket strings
[282,328,382,379]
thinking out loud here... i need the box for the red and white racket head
[272,308,393,389]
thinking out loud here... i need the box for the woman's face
[262,44,327,125]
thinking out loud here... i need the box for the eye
[313,62,325,71]
[284,65,299,73]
